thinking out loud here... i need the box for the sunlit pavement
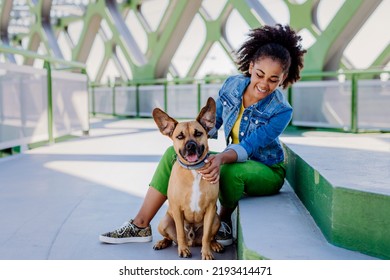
[0,118,235,260]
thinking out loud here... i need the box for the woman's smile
[244,57,287,106]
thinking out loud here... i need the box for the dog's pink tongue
[186,154,198,163]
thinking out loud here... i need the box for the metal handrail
[0,44,88,144]
[0,44,86,70]
[89,68,390,133]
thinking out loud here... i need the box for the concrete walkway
[0,118,235,260]
[1,118,389,260]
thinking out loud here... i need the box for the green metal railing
[89,75,228,116]
[90,69,390,133]
[0,44,87,145]
[299,69,390,133]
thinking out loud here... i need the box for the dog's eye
[194,130,203,137]
[176,133,185,140]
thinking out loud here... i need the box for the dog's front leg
[201,205,217,260]
[171,208,191,258]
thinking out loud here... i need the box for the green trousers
[150,146,286,209]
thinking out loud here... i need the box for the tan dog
[152,97,223,260]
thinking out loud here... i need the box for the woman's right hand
[198,154,222,184]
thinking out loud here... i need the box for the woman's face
[247,57,287,101]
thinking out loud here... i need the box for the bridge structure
[0,0,390,262]
[1,0,389,82]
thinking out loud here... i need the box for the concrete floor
[1,117,389,260]
[0,117,235,260]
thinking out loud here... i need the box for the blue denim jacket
[209,75,293,166]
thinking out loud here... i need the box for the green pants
[150,146,286,209]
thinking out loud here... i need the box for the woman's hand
[198,149,238,184]
[198,154,222,184]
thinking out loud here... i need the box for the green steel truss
[0,0,388,83]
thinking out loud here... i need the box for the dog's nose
[186,141,197,152]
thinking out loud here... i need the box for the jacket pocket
[247,109,270,133]
[220,94,235,119]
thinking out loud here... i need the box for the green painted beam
[286,0,316,31]
[302,0,382,72]
[229,0,263,29]
[147,0,203,78]
[372,43,390,67]
[24,0,64,65]
[2,0,389,82]
[72,7,103,63]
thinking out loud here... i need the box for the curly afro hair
[235,24,306,89]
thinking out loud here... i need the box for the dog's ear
[196,97,216,132]
[152,108,178,137]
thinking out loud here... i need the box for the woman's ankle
[132,217,148,228]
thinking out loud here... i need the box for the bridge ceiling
[0,0,389,83]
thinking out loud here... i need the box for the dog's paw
[153,238,172,250]
[178,246,192,258]
[211,240,225,253]
[201,249,215,260]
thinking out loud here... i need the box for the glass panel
[200,83,222,106]
[115,86,137,116]
[51,71,89,137]
[138,85,165,117]
[292,80,351,130]
[93,87,113,115]
[358,80,390,130]
[0,63,48,149]
[167,84,198,118]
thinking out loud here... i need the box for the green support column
[44,61,54,144]
[350,74,358,133]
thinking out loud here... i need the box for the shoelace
[219,222,232,236]
[117,221,136,235]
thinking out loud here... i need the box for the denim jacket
[209,75,293,166]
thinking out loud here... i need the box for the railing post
[287,86,293,126]
[164,82,168,112]
[136,84,140,118]
[197,82,202,112]
[44,61,54,144]
[91,85,96,116]
[287,86,293,106]
[351,73,358,133]
[112,84,116,116]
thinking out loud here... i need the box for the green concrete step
[282,131,390,259]
[237,182,377,260]
[236,130,390,260]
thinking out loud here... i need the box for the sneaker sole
[216,239,233,246]
[99,235,152,244]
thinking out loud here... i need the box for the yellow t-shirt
[231,102,245,144]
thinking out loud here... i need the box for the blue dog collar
[177,153,210,170]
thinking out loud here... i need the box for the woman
[99,24,306,246]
